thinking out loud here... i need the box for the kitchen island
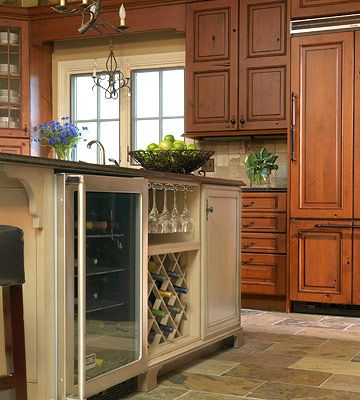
[0,154,244,400]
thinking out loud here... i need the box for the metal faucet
[87,140,106,165]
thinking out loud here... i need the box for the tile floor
[124,310,360,399]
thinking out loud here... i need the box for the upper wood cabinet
[353,31,360,220]
[289,220,352,304]
[186,0,239,133]
[290,32,354,219]
[239,0,288,131]
[185,0,288,136]
[291,0,360,19]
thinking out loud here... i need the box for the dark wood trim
[185,128,287,138]
[242,295,286,312]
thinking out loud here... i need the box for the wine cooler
[56,174,148,400]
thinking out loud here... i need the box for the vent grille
[88,377,137,400]
[291,13,360,35]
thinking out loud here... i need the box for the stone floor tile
[224,363,331,386]
[242,314,288,326]
[122,386,188,399]
[271,311,326,321]
[176,391,245,399]
[264,342,318,357]
[244,323,305,335]
[244,331,327,346]
[352,354,360,362]
[159,372,264,397]
[322,316,360,325]
[289,356,360,376]
[275,318,352,330]
[234,339,276,354]
[245,381,360,400]
[321,374,360,393]
[181,358,239,376]
[296,327,360,341]
[345,325,360,332]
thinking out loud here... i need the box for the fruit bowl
[128,149,214,174]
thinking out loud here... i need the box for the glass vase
[54,147,72,161]
[249,173,271,188]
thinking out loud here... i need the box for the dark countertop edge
[0,153,246,187]
[242,187,287,192]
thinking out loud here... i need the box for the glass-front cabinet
[0,20,29,138]
[57,174,148,399]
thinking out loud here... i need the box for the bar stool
[0,226,27,400]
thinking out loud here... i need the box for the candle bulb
[82,0,88,4]
[60,0,65,6]
[119,4,126,26]
[92,59,97,78]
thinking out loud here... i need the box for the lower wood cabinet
[242,253,286,295]
[289,220,352,304]
[0,138,30,155]
[242,232,286,254]
[242,212,287,232]
[353,227,360,305]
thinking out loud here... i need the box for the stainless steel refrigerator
[56,174,148,400]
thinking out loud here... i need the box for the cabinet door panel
[353,227,360,305]
[201,185,240,338]
[242,213,287,233]
[186,0,238,133]
[239,0,288,131]
[290,32,353,219]
[353,32,360,219]
[289,220,352,304]
[292,0,360,18]
[241,253,286,295]
[241,232,286,254]
[0,138,29,155]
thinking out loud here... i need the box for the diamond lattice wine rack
[147,252,190,347]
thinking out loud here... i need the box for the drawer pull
[242,201,254,208]
[314,223,352,229]
[242,258,254,264]
[242,242,254,249]
[242,222,254,228]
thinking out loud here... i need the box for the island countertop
[0,153,245,187]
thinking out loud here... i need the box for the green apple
[187,143,197,150]
[158,140,173,150]
[146,143,159,151]
[172,140,186,150]
[164,134,175,143]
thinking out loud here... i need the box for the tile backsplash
[196,137,287,188]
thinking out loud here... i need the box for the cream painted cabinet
[201,185,241,339]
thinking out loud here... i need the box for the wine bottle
[148,331,157,342]
[159,324,173,333]
[167,270,181,279]
[86,221,108,230]
[150,308,166,318]
[148,260,157,273]
[167,305,181,314]
[158,289,172,298]
[151,272,165,282]
[174,285,188,294]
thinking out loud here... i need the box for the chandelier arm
[78,0,101,34]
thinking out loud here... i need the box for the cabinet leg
[137,364,161,392]
[233,330,244,349]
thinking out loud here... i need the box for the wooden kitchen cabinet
[185,0,238,133]
[289,220,352,304]
[239,0,288,131]
[0,19,29,155]
[290,32,354,219]
[201,185,240,339]
[352,226,360,305]
[0,137,29,154]
[291,0,360,19]
[185,0,288,136]
[241,191,287,310]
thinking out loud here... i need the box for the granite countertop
[0,153,246,188]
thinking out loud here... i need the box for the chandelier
[53,1,131,99]
[53,0,128,35]
[92,39,131,100]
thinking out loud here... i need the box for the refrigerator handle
[75,175,87,400]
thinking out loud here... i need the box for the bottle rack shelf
[148,251,189,347]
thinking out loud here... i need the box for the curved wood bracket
[0,164,47,229]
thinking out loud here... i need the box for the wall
[197,137,288,188]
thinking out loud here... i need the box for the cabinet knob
[230,116,236,126]
[205,200,214,221]
[240,115,245,127]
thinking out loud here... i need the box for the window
[132,67,184,151]
[71,73,120,164]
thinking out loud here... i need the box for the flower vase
[54,147,72,161]
[249,173,271,188]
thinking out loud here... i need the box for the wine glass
[148,187,161,233]
[171,188,183,233]
[158,187,172,233]
[181,188,194,233]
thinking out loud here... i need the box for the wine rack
[147,251,189,347]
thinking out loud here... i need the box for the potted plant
[244,147,278,187]
[33,117,88,160]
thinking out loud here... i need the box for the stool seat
[0,225,27,399]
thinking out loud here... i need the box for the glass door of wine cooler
[56,174,148,400]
